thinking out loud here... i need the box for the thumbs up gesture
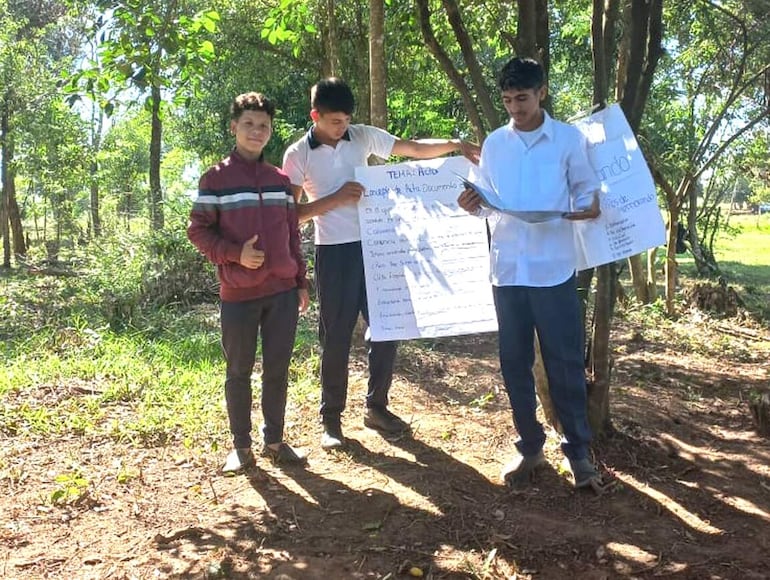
[240,234,265,269]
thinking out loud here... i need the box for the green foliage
[65,2,220,114]
[50,471,90,505]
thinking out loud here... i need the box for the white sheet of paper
[356,157,498,341]
[453,171,565,223]
[572,104,666,269]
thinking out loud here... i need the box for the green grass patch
[714,213,770,319]
[1,269,320,452]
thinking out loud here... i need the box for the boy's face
[501,86,547,131]
[311,110,351,144]
[231,109,272,160]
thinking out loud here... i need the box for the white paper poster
[355,157,498,342]
[573,104,666,270]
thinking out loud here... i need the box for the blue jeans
[492,276,592,461]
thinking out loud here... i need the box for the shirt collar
[230,147,264,163]
[508,110,554,141]
[307,126,351,149]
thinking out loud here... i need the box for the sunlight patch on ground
[660,433,770,476]
[706,486,770,523]
[604,542,658,572]
[613,471,724,535]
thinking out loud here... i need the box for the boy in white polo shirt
[458,57,603,490]
[283,77,479,449]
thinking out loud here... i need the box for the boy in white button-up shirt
[459,57,603,491]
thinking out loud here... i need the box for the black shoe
[261,442,308,466]
[501,450,546,488]
[364,407,410,434]
[321,417,345,450]
[222,448,256,474]
[567,457,601,489]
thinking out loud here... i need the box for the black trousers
[220,288,299,448]
[315,241,398,418]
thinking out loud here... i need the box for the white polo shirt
[282,124,396,245]
[475,112,600,288]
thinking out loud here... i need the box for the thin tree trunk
[687,182,717,275]
[90,162,101,238]
[6,172,25,259]
[442,0,498,129]
[327,0,339,76]
[588,264,613,435]
[1,97,25,264]
[614,1,631,102]
[516,0,537,58]
[628,253,649,302]
[149,84,164,231]
[369,0,387,129]
[646,247,658,301]
[89,99,103,238]
[414,0,485,141]
[665,212,678,316]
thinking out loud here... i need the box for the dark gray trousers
[220,288,298,448]
[315,241,398,418]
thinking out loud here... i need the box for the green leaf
[198,40,215,59]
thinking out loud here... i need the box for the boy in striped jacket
[188,92,309,473]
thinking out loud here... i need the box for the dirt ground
[2,308,770,580]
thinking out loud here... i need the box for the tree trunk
[90,162,101,238]
[1,97,25,265]
[414,0,485,142]
[369,0,387,129]
[686,182,717,275]
[0,164,9,269]
[665,210,679,316]
[442,0,498,130]
[149,84,164,231]
[89,100,103,238]
[516,0,537,58]
[591,0,609,103]
[585,0,620,437]
[354,4,370,124]
[326,0,339,77]
[627,253,649,302]
[588,264,613,435]
[6,169,25,259]
[646,247,658,301]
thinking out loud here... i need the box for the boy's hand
[333,181,365,207]
[298,288,310,313]
[563,193,601,221]
[457,188,482,213]
[458,140,481,165]
[240,234,265,269]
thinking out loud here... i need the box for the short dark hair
[498,57,545,91]
[230,92,276,121]
[311,77,355,115]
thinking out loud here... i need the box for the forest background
[1,0,770,578]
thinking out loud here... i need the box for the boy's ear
[538,85,548,102]
[310,108,320,122]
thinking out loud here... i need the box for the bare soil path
[2,310,770,579]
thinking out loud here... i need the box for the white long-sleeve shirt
[475,111,600,287]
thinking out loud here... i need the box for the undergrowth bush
[83,209,217,329]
